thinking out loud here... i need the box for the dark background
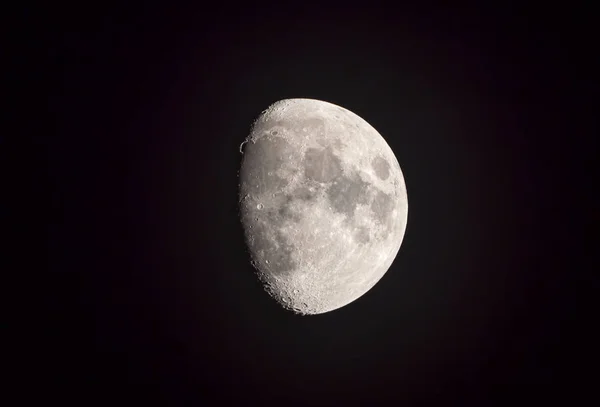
[25,3,595,406]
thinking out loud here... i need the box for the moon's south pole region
[238,98,408,315]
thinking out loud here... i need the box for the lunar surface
[238,98,408,315]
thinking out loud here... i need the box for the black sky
[27,3,595,406]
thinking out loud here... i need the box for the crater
[240,136,295,196]
[304,147,343,182]
[276,116,326,137]
[296,117,325,134]
[259,186,317,228]
[327,174,370,219]
[246,222,297,277]
[371,156,390,180]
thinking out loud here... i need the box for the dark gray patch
[304,147,342,182]
[315,136,344,151]
[249,195,302,226]
[254,187,314,227]
[371,190,394,225]
[292,186,317,202]
[327,175,370,218]
[277,196,303,224]
[354,227,370,244]
[240,193,304,253]
[332,138,344,150]
[372,156,390,180]
[269,230,297,276]
[246,222,297,277]
[240,136,294,196]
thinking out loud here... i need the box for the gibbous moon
[238,98,408,315]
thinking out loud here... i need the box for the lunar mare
[239,98,408,315]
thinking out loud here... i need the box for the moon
[238,98,408,315]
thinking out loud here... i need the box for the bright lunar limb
[238,98,408,315]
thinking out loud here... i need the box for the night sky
[28,3,594,406]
